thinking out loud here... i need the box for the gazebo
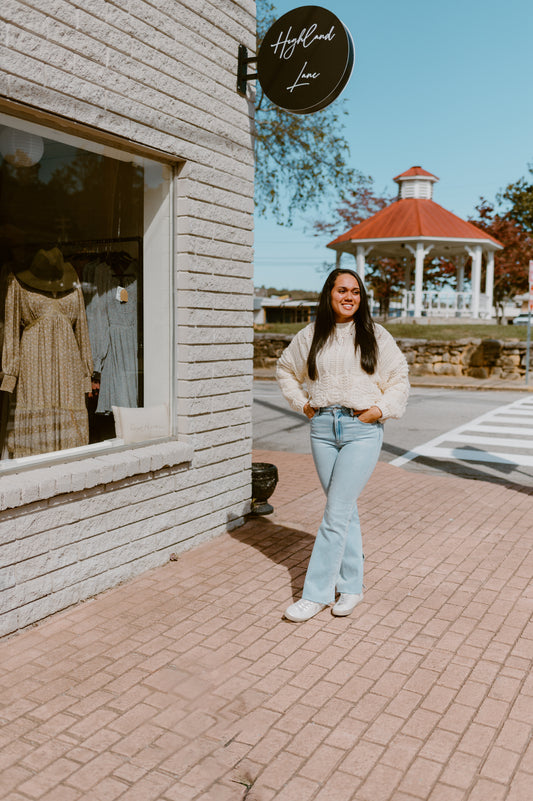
[327,167,503,319]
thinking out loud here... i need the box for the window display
[0,114,172,464]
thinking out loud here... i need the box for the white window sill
[0,438,194,511]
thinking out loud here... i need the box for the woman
[276,269,409,622]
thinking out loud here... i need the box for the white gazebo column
[355,245,372,283]
[414,244,425,318]
[485,250,494,316]
[403,257,412,318]
[456,255,465,292]
[335,250,342,268]
[466,245,482,318]
[406,242,433,318]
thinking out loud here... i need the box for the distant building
[254,296,318,325]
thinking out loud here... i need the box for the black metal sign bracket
[237,45,257,95]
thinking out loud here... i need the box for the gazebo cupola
[394,166,439,200]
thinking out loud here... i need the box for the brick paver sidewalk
[1,451,532,801]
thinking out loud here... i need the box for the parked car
[511,313,532,325]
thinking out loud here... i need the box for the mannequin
[1,248,93,458]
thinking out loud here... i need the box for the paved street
[1,447,532,800]
[253,381,533,488]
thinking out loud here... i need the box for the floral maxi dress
[0,275,93,458]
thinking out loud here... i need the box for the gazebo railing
[402,290,491,318]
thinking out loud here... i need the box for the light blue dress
[84,261,138,413]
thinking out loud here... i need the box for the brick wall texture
[0,0,256,636]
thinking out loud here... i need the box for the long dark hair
[307,268,378,380]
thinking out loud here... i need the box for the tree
[254,1,360,224]
[470,199,532,321]
[312,174,394,238]
[498,163,533,232]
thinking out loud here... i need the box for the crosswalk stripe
[410,446,533,467]
[448,434,532,447]
[391,396,533,467]
[470,425,533,435]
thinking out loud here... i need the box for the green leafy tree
[254,0,359,224]
[498,163,533,232]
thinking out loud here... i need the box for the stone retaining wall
[254,333,531,380]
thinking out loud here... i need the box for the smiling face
[330,273,361,322]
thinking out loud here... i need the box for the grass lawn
[383,323,528,341]
[255,322,530,341]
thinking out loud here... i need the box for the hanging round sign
[257,5,354,115]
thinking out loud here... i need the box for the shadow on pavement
[229,517,315,604]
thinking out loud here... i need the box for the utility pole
[526,261,533,385]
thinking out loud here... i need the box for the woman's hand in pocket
[304,403,317,419]
[357,405,382,424]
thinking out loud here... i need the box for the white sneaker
[284,599,327,622]
[332,593,363,616]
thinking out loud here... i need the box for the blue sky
[253,0,533,291]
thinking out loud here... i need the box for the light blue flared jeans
[302,406,384,604]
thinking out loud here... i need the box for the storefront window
[0,114,173,466]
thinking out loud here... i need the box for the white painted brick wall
[0,0,257,636]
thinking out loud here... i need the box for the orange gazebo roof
[329,198,502,247]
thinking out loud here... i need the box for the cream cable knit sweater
[276,321,409,421]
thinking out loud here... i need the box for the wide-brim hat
[16,247,79,293]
